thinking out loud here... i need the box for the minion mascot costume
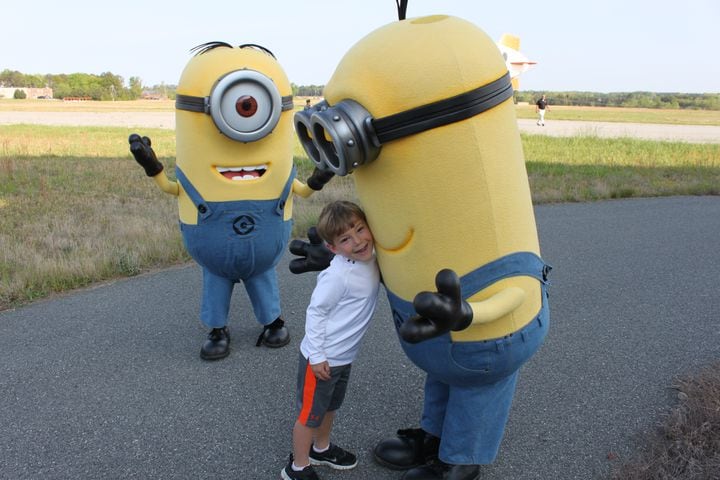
[129,43,330,361]
[290,3,551,479]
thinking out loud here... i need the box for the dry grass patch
[0,98,175,113]
[612,362,720,479]
[0,153,187,307]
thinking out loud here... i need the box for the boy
[282,201,381,480]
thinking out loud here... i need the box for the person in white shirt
[282,201,380,480]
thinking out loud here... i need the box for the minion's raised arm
[128,134,179,196]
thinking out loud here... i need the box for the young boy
[281,201,381,480]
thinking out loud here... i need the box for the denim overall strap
[387,251,551,330]
[175,166,213,221]
[274,166,296,216]
[459,251,551,299]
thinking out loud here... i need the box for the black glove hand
[399,269,473,344]
[306,167,335,191]
[129,133,164,177]
[288,227,334,274]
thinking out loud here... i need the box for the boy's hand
[289,227,334,273]
[399,269,473,343]
[311,361,331,381]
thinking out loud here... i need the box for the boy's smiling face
[327,217,374,263]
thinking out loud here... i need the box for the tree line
[0,69,143,100]
[2,69,718,110]
[514,90,720,110]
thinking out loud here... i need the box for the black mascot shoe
[200,327,231,361]
[401,462,480,480]
[373,428,440,470]
[256,317,290,348]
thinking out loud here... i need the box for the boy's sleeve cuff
[309,353,327,365]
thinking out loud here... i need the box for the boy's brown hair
[316,201,368,245]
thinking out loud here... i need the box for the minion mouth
[216,165,267,181]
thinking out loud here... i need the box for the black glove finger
[413,290,453,321]
[399,315,440,344]
[289,239,309,257]
[307,168,335,191]
[289,258,311,274]
[129,142,147,161]
[307,226,323,246]
[316,168,335,183]
[128,134,162,177]
[434,269,462,303]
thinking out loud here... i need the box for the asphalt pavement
[2,111,720,143]
[1,196,719,480]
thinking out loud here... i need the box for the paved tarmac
[1,110,719,143]
[1,196,719,479]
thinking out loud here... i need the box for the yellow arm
[152,171,179,196]
[469,287,526,325]
[292,179,315,198]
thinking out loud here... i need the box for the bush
[13,89,26,99]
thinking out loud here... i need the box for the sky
[2,0,719,93]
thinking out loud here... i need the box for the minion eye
[211,70,281,142]
[175,69,294,143]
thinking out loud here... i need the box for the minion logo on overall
[129,43,329,361]
[291,3,552,478]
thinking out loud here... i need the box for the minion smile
[374,228,414,254]
[216,165,267,181]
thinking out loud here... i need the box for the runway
[1,196,719,479]
[0,110,719,143]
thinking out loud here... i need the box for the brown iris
[236,95,258,117]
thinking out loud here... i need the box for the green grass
[1,123,719,310]
[514,104,720,126]
[522,135,720,202]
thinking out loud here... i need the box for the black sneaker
[309,444,358,470]
[280,455,320,480]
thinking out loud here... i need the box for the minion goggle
[295,72,513,176]
[176,69,294,143]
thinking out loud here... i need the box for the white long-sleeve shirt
[300,254,380,367]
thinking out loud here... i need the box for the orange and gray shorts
[295,352,352,428]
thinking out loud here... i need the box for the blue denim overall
[176,166,295,329]
[386,252,551,464]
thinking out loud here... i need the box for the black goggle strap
[372,72,513,144]
[175,94,294,113]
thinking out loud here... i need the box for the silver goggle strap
[294,72,513,176]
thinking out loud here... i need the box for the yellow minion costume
[129,43,324,361]
[292,14,551,479]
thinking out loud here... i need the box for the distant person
[281,201,380,480]
[536,94,550,126]
[304,99,313,111]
